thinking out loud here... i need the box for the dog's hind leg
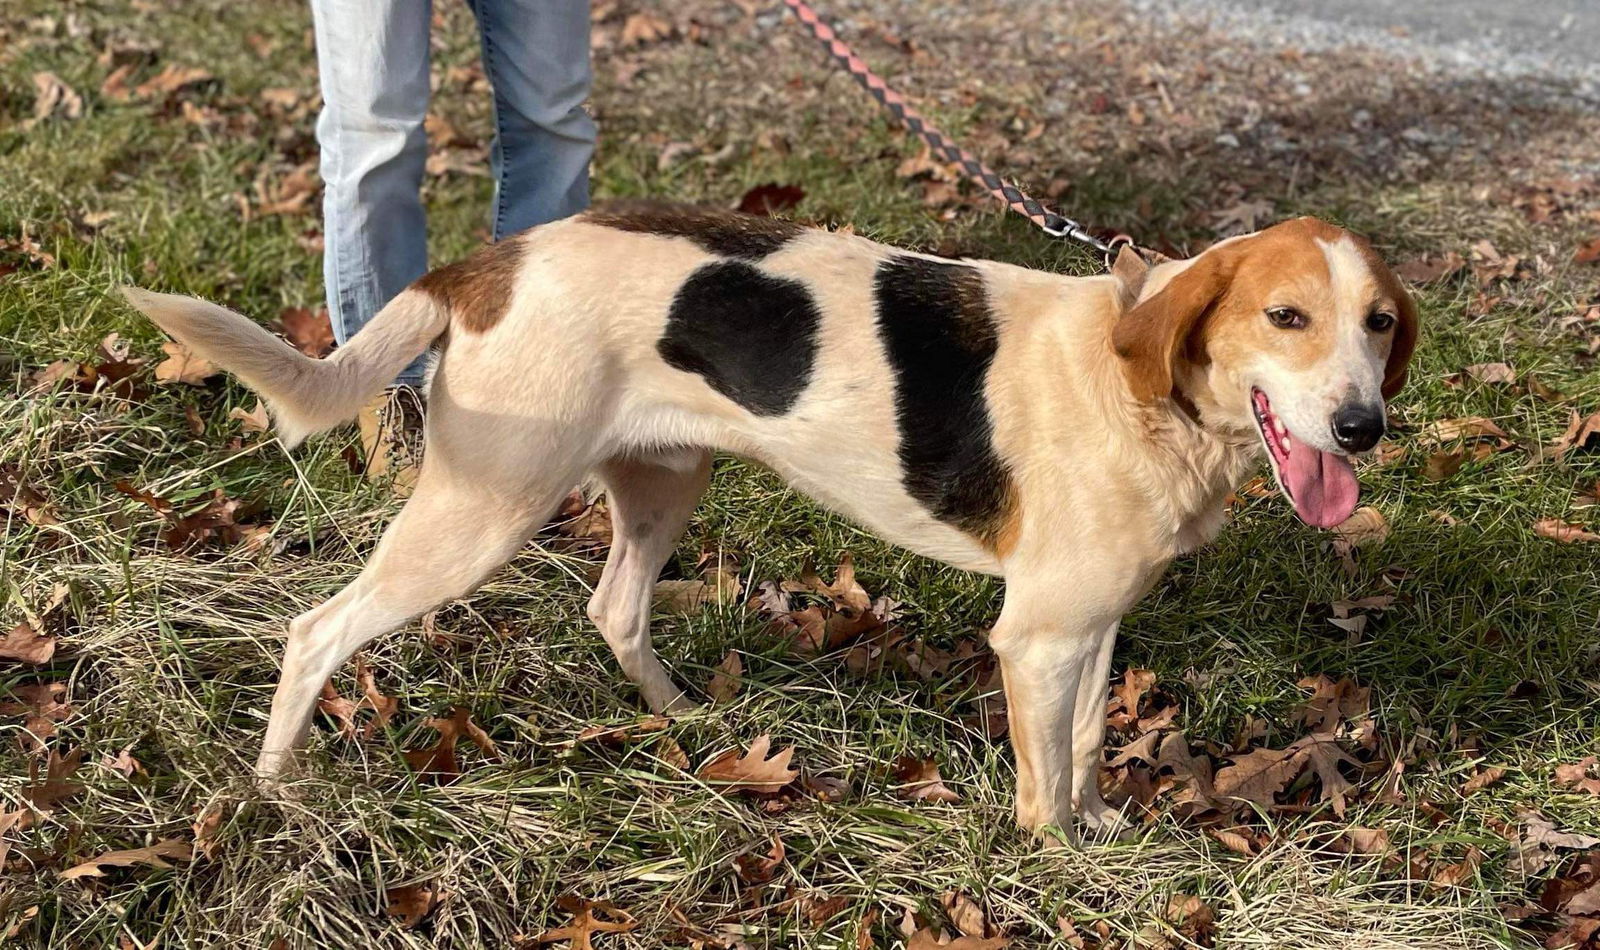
[255,405,597,779]
[586,447,713,714]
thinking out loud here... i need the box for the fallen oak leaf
[706,650,743,704]
[790,553,873,617]
[273,306,336,358]
[891,755,960,803]
[1534,519,1600,544]
[1511,813,1600,877]
[0,464,62,528]
[1420,416,1511,445]
[402,706,496,782]
[574,715,672,747]
[619,11,673,47]
[1394,251,1466,284]
[733,834,785,885]
[0,621,56,664]
[1462,765,1507,794]
[905,929,1008,950]
[229,401,270,434]
[1555,758,1600,796]
[530,894,637,949]
[1429,846,1486,889]
[386,882,446,929]
[1575,237,1600,265]
[696,734,798,796]
[1550,409,1600,458]
[941,890,1002,940]
[58,839,192,880]
[2,682,72,755]
[1212,744,1302,807]
[736,183,804,217]
[1295,674,1370,735]
[30,71,83,123]
[152,340,217,385]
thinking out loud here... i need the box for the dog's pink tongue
[1282,439,1360,529]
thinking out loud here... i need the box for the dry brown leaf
[891,755,960,803]
[1512,814,1600,877]
[386,883,445,929]
[1,464,61,528]
[696,735,798,796]
[1338,827,1392,855]
[1394,251,1466,284]
[402,707,496,782]
[1298,738,1362,817]
[59,839,192,880]
[653,566,742,612]
[115,483,270,552]
[737,183,805,217]
[1213,745,1301,806]
[707,650,743,704]
[620,11,673,47]
[3,682,72,755]
[31,72,83,122]
[1331,507,1390,572]
[905,929,1008,950]
[1555,758,1600,797]
[100,746,142,778]
[941,891,1001,940]
[1550,409,1600,458]
[132,64,215,102]
[1420,450,1465,481]
[1462,765,1507,794]
[1534,518,1600,544]
[1421,416,1510,444]
[229,400,270,434]
[319,657,397,740]
[152,340,217,385]
[1430,846,1485,889]
[1461,362,1517,385]
[1165,895,1217,945]
[733,835,785,885]
[531,894,637,949]
[1,621,56,664]
[273,306,336,358]
[790,554,873,617]
[1295,675,1370,735]
[574,715,671,747]
[1575,237,1600,265]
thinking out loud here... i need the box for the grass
[3,0,1600,947]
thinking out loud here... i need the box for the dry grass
[3,0,1599,947]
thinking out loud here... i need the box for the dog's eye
[1265,307,1307,329]
[1367,311,1397,332]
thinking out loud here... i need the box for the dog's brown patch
[412,236,525,334]
[583,200,804,259]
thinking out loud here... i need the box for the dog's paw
[1078,797,1135,840]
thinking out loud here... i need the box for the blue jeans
[310,0,595,385]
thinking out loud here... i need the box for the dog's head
[1113,218,1418,528]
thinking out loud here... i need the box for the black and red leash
[782,0,1141,267]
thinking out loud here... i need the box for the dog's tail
[120,286,448,448]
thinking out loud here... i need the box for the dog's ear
[1381,288,1418,400]
[1112,252,1231,402]
[1110,244,1149,310]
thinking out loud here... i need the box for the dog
[122,200,1417,838]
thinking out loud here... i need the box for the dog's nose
[1331,404,1385,453]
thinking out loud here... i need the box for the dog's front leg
[990,587,1114,844]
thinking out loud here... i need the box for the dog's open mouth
[1250,388,1360,529]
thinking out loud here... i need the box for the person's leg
[310,0,432,385]
[467,0,597,239]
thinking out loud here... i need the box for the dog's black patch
[658,260,820,415]
[585,200,803,260]
[874,256,1013,541]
